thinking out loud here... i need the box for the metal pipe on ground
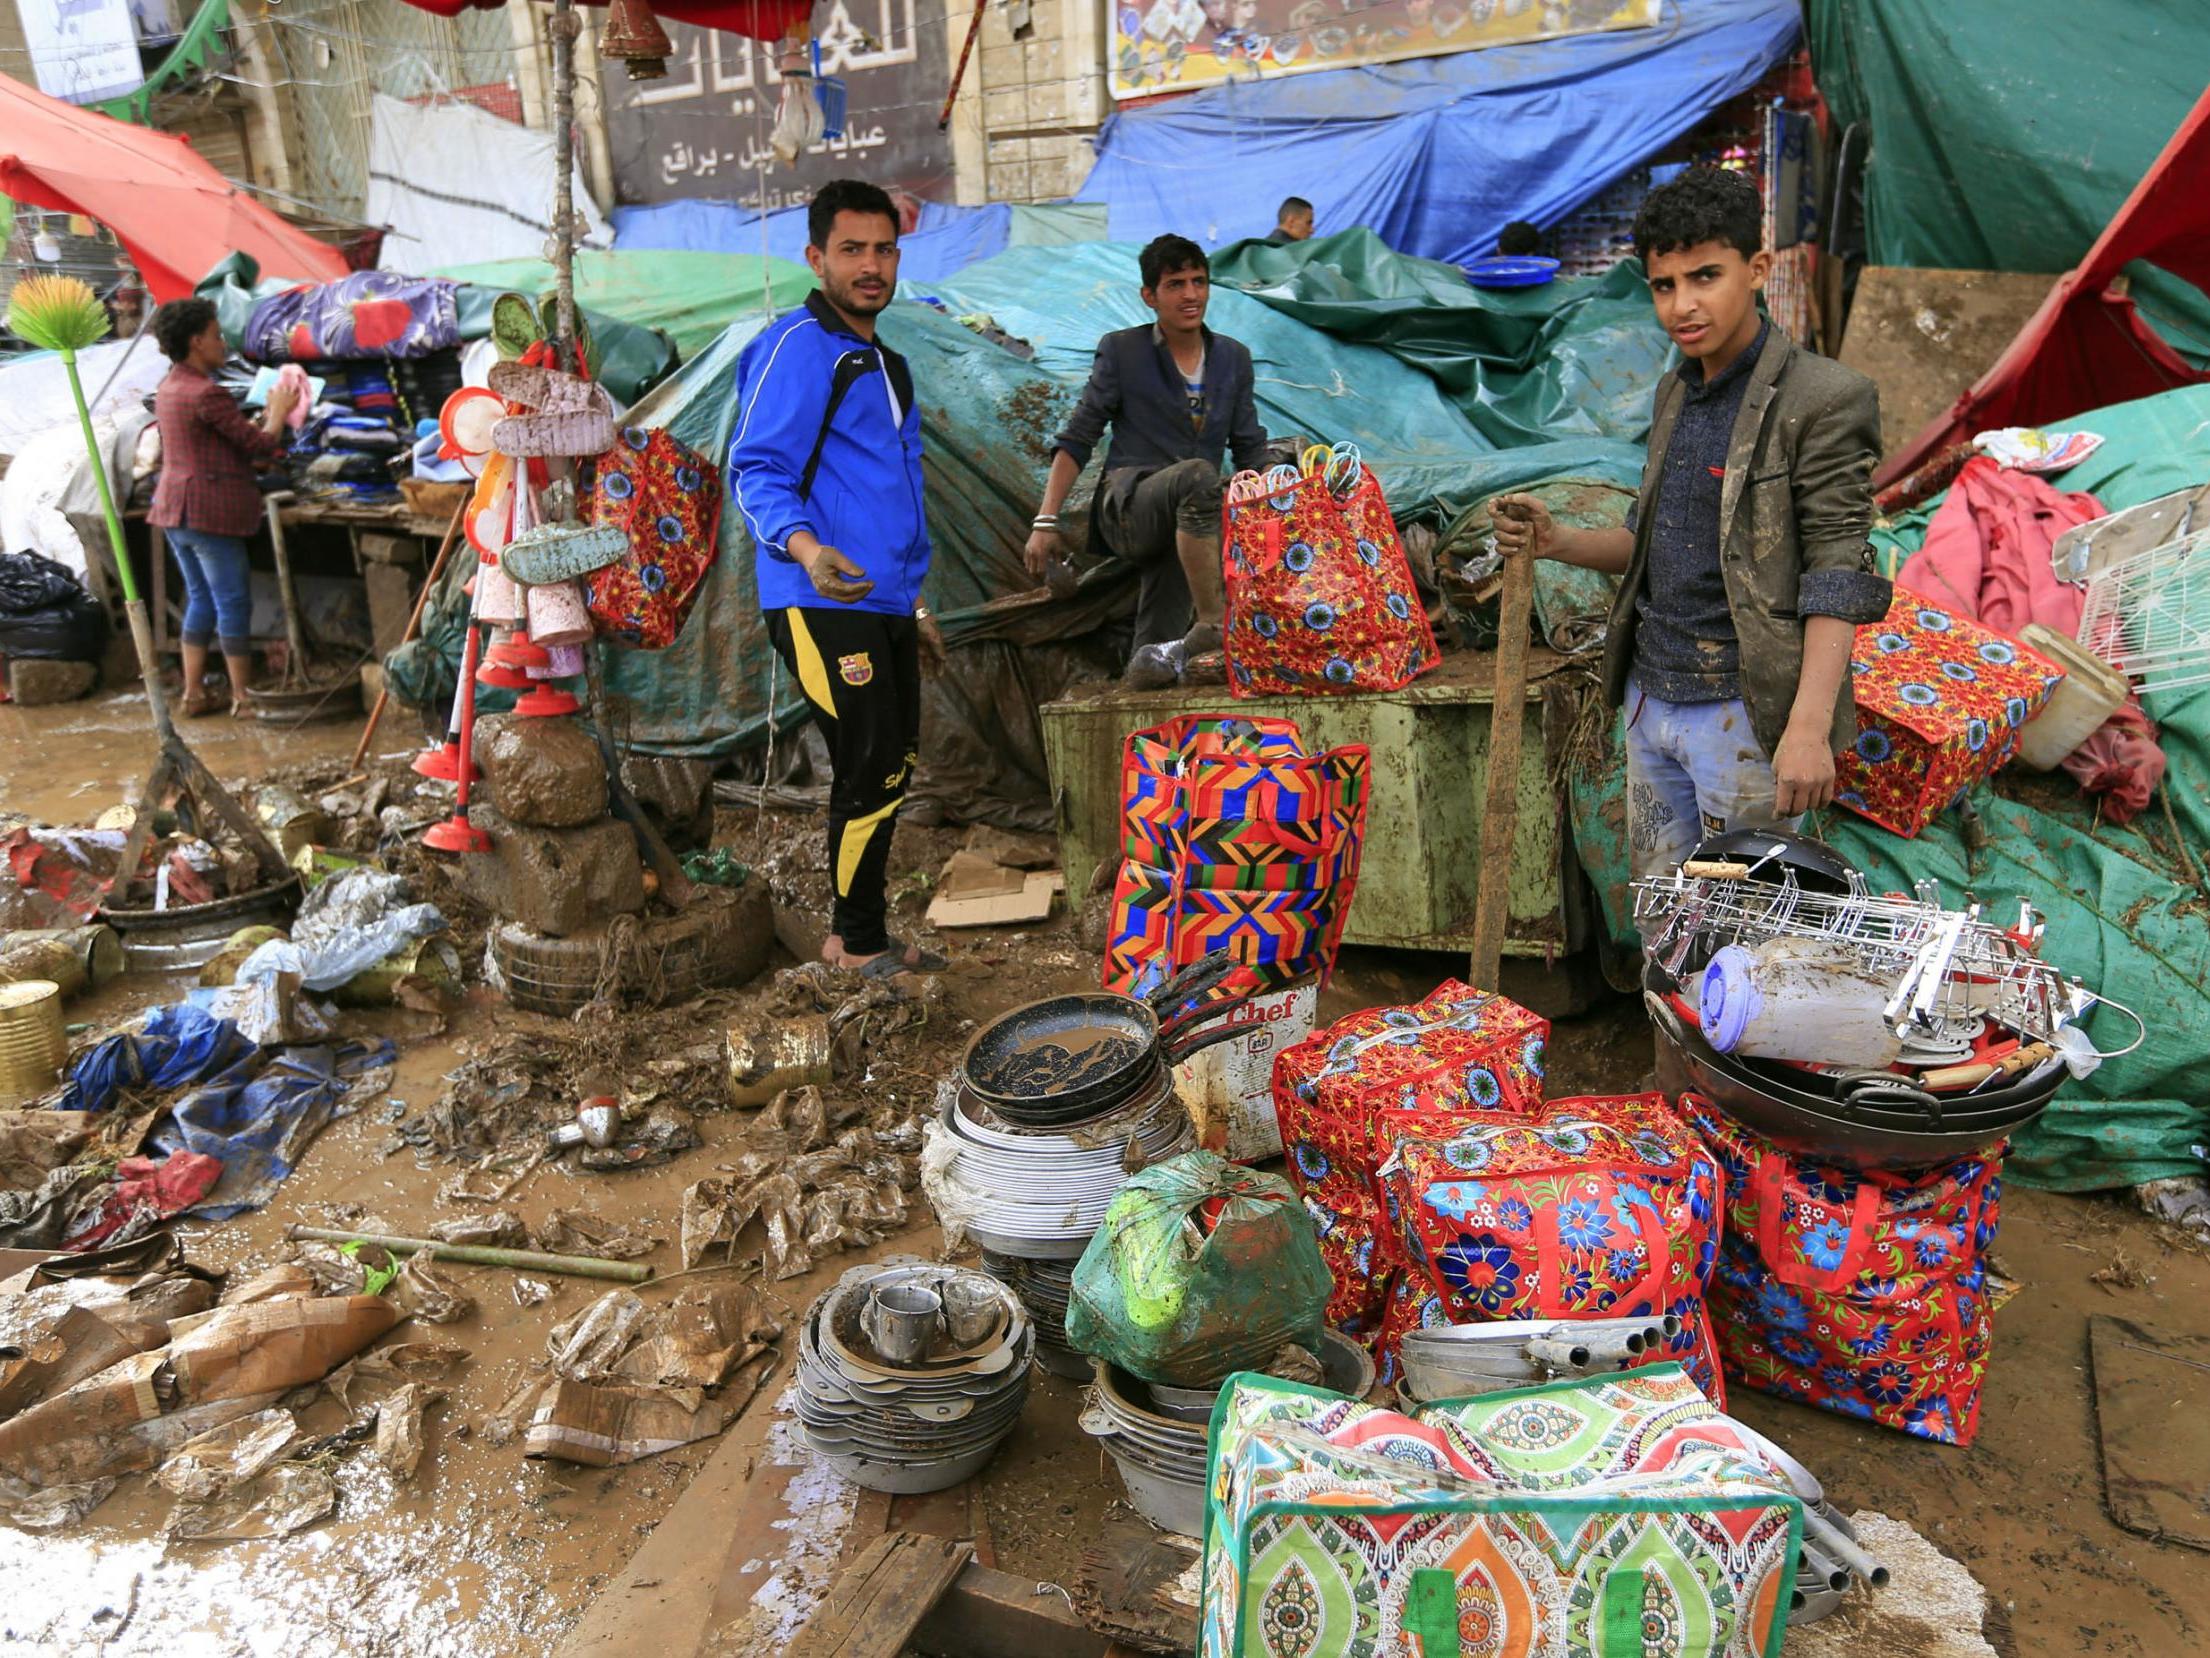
[1805,1506,1891,1589]
[286,1225,652,1283]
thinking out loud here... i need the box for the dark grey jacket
[1603,326,1891,757]
[1051,324,1269,533]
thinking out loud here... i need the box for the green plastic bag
[1067,1150,1331,1387]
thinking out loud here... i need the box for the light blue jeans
[166,527,254,654]
[1623,677,1800,882]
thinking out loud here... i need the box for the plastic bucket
[0,980,67,1105]
[1699,938,1902,1069]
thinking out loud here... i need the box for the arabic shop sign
[15,0,145,105]
[603,0,950,210]
[1108,0,1660,101]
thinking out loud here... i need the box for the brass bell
[601,0,673,80]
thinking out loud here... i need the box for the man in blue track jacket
[728,179,946,981]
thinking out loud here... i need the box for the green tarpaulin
[1563,381,2210,1192]
[1209,230,1675,451]
[1806,0,2210,364]
[434,250,815,363]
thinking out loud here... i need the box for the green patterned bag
[1199,1365,1801,1658]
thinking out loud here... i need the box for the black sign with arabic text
[603,3,953,212]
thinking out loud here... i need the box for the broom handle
[351,500,467,772]
[61,349,174,742]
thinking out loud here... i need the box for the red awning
[393,0,811,42]
[1879,86,2210,486]
[0,75,349,304]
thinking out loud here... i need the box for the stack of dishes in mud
[795,1259,1032,1493]
[936,1077,1191,1379]
[1080,1329,1372,1536]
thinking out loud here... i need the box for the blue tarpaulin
[61,1004,396,1220]
[1076,0,1801,268]
[150,1038,396,1220]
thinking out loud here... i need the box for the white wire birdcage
[2075,524,2210,697]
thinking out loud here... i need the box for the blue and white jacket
[726,291,930,618]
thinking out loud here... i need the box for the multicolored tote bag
[1833,586,2063,836]
[1222,464,1440,699]
[1682,1097,2002,1446]
[1199,1365,1801,1658]
[1103,715,1369,997]
[1376,1093,1726,1402]
[585,426,723,649]
[1271,982,1551,1337]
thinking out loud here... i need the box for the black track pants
[765,605,920,957]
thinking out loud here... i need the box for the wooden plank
[1073,1519,1200,1655]
[911,1561,1111,1658]
[793,1532,972,1658]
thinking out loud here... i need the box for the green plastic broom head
[6,273,111,356]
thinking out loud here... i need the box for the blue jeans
[1623,677,1800,883]
[166,528,253,653]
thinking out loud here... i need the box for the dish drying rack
[1632,853,2139,1058]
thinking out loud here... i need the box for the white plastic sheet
[365,94,611,276]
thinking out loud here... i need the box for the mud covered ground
[1,689,2206,1657]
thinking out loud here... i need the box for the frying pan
[1647,982,2059,1172]
[961,953,1282,1121]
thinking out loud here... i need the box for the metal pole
[549,0,579,370]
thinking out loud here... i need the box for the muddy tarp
[1561,382,2210,1191]
[1805,0,2210,367]
[1208,232,1674,451]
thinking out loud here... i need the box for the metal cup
[941,1279,998,1348]
[862,1283,943,1366]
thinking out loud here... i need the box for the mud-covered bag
[1067,1150,1329,1387]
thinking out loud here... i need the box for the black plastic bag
[0,552,107,662]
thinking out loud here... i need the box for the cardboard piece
[166,1294,400,1404]
[0,1303,166,1421]
[925,850,1063,930]
[522,1376,739,1468]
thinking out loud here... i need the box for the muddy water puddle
[0,687,398,826]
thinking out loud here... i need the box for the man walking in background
[728,178,946,981]
[1026,233,1269,689]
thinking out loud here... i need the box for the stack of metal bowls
[1395,1315,1681,1405]
[1646,964,2065,1172]
[978,1249,1085,1379]
[1080,1329,1373,1536]
[931,1075,1192,1378]
[795,1259,1032,1494]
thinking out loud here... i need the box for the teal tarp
[908,241,1648,520]
[1208,231,1675,451]
[1564,382,2210,1191]
[1806,0,2210,365]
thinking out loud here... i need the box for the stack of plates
[1081,1330,1371,1536]
[795,1259,1032,1494]
[980,1250,1086,1380]
[935,1076,1193,1258]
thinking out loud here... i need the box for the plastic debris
[154,1408,300,1502]
[165,1463,335,1541]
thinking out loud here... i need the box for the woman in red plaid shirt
[148,299,298,716]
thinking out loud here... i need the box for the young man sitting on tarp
[1024,233,1269,690]
[1490,165,1891,882]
